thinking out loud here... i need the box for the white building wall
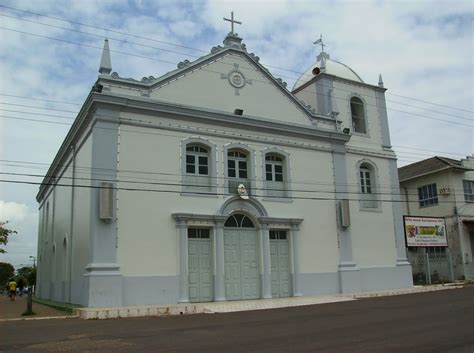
[116,119,340,281]
[346,154,398,268]
[70,136,92,304]
[36,134,93,305]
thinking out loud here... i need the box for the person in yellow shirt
[8,279,17,301]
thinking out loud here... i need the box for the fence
[408,247,455,285]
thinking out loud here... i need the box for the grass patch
[33,297,82,314]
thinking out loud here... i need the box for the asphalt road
[1,286,473,353]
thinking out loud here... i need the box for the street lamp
[29,256,36,268]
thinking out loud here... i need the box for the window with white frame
[184,144,211,192]
[418,183,438,207]
[463,180,474,202]
[359,163,377,208]
[350,97,366,134]
[227,150,250,195]
[265,154,285,197]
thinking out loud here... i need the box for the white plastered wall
[116,113,340,278]
[346,154,398,268]
[148,53,312,126]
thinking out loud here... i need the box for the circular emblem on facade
[228,70,246,89]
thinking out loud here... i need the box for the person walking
[8,279,17,302]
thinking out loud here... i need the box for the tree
[0,262,14,286]
[0,221,17,254]
[17,266,36,287]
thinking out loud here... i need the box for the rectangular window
[186,155,195,174]
[228,160,236,178]
[188,228,210,239]
[360,169,371,193]
[418,183,438,207]
[198,156,208,175]
[274,165,283,182]
[269,230,287,240]
[238,161,248,179]
[265,164,272,181]
[464,180,474,202]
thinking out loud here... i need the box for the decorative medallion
[238,183,249,200]
[221,63,252,95]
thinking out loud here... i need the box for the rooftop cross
[223,11,242,35]
[313,34,325,53]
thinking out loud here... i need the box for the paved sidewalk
[76,284,464,319]
[0,294,71,320]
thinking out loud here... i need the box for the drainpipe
[68,144,76,303]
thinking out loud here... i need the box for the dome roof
[292,52,364,91]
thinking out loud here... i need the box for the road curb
[0,315,78,322]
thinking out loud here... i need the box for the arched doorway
[224,213,260,300]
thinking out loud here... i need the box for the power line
[0,27,471,127]
[0,93,82,106]
[0,4,207,53]
[0,178,462,205]
[0,93,468,159]
[0,108,468,177]
[0,102,78,114]
[0,109,470,182]
[0,170,428,197]
[1,3,472,115]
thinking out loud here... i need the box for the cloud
[0,200,28,222]
[0,201,38,268]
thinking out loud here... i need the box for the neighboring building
[399,156,474,281]
[35,28,412,308]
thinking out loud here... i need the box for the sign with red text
[403,216,448,247]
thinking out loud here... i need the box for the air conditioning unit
[439,187,450,195]
[340,199,351,228]
[99,182,114,222]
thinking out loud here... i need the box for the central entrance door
[224,214,260,300]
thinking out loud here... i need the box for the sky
[0,0,472,269]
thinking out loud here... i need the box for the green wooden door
[224,214,260,300]
[270,231,290,298]
[188,236,213,303]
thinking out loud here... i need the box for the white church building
[36,21,412,307]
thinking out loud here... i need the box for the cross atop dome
[313,34,325,53]
[223,11,242,35]
[313,34,330,61]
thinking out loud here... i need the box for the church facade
[35,29,412,307]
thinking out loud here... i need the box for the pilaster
[260,224,272,299]
[214,222,226,301]
[177,222,190,303]
[388,159,411,267]
[332,143,361,293]
[289,226,302,297]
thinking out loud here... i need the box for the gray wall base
[360,265,413,292]
[298,272,340,295]
[338,266,362,294]
[83,273,123,307]
[122,276,179,305]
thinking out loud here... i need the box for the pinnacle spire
[99,39,112,75]
[378,74,384,87]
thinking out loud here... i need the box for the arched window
[224,213,255,228]
[227,149,250,195]
[265,153,285,197]
[184,143,211,193]
[359,163,377,209]
[350,97,366,134]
